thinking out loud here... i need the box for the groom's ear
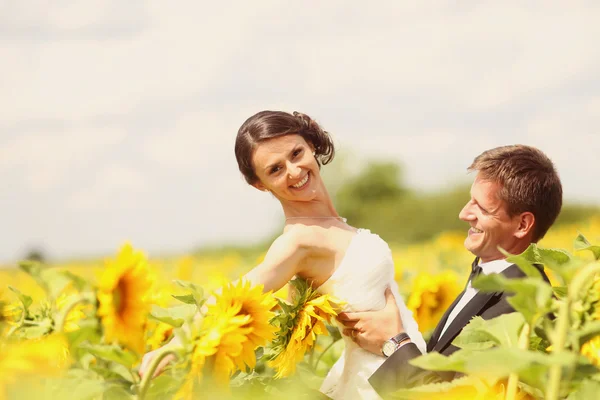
[514,212,535,239]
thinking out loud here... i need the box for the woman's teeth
[292,174,309,189]
[471,228,483,233]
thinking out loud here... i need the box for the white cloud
[1,1,600,261]
[0,1,275,122]
[68,163,149,210]
[142,110,241,170]
[0,127,127,191]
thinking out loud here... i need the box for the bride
[141,110,426,399]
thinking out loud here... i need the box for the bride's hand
[336,287,405,356]
[138,336,181,379]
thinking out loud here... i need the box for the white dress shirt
[438,258,512,338]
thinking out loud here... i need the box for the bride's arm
[243,227,310,292]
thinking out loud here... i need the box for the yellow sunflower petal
[97,243,153,353]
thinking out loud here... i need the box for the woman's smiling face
[251,134,321,202]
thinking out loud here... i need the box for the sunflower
[0,335,69,400]
[0,291,8,327]
[209,280,278,370]
[147,322,174,351]
[581,335,600,366]
[97,243,153,353]
[392,376,534,399]
[182,311,252,390]
[0,302,22,336]
[178,280,276,390]
[407,270,462,333]
[268,279,342,378]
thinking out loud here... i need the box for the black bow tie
[468,257,483,285]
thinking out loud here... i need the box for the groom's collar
[478,258,513,276]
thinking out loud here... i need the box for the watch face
[382,341,396,357]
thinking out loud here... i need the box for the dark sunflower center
[239,304,252,327]
[114,276,130,316]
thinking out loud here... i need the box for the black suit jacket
[369,263,550,397]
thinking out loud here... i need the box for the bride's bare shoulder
[280,224,353,251]
[280,224,325,247]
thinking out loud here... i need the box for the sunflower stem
[506,322,530,400]
[547,263,600,400]
[138,349,179,400]
[314,337,339,371]
[5,305,26,338]
[309,335,317,368]
[55,292,95,333]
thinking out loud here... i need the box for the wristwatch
[381,332,410,357]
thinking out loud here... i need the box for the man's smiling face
[458,174,524,262]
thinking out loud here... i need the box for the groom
[337,144,562,396]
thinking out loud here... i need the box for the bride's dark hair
[235,111,335,185]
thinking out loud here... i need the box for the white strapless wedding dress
[316,229,426,399]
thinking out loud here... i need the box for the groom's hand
[337,287,405,356]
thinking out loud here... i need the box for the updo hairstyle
[234,110,335,185]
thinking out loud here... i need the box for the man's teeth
[292,175,309,188]
[471,228,483,233]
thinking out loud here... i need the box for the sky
[1,1,600,263]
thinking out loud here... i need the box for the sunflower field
[1,216,600,399]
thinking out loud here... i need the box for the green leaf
[414,345,578,393]
[110,363,135,383]
[516,244,582,285]
[66,320,101,362]
[552,286,568,298]
[173,279,204,294]
[529,335,551,352]
[457,348,576,390]
[145,374,181,400]
[465,348,536,380]
[60,270,89,292]
[472,274,553,322]
[22,318,53,339]
[505,244,548,278]
[571,320,600,348]
[8,285,33,312]
[42,269,73,299]
[89,366,129,382]
[149,304,197,327]
[536,247,573,266]
[276,298,292,314]
[452,313,525,350]
[78,343,138,367]
[42,370,107,400]
[172,280,206,309]
[296,363,327,391]
[568,379,600,400]
[171,294,196,304]
[103,385,133,400]
[18,260,44,280]
[574,234,600,260]
[18,261,73,299]
[409,350,471,373]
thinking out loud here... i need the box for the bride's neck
[281,186,339,219]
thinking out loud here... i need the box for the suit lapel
[432,264,527,353]
[432,290,498,352]
[427,289,466,352]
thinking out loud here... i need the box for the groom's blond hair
[468,145,562,242]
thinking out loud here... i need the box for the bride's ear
[253,182,268,192]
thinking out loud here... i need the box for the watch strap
[390,332,410,345]
[382,332,411,357]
